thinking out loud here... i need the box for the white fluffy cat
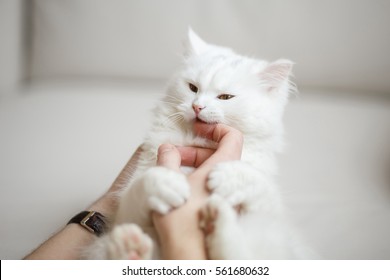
[87,29,311,259]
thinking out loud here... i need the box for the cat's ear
[183,27,210,57]
[259,59,294,93]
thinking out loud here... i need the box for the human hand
[152,121,243,259]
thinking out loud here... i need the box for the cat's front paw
[105,224,153,260]
[199,195,228,236]
[207,161,273,211]
[207,161,250,206]
[199,195,239,260]
[143,167,190,215]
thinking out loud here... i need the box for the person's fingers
[156,144,181,172]
[156,123,243,175]
[177,146,215,168]
[193,122,243,171]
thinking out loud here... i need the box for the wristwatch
[67,211,107,236]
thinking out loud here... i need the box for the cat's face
[175,54,264,126]
[166,29,293,135]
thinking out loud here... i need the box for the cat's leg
[85,224,153,260]
[207,161,281,213]
[206,163,314,259]
[200,195,298,260]
[143,167,190,214]
[200,195,250,259]
[116,166,190,227]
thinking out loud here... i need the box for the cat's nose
[192,104,205,115]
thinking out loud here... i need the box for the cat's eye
[188,83,198,93]
[217,94,235,100]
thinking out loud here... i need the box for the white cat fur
[86,29,313,259]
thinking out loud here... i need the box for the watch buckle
[80,211,96,233]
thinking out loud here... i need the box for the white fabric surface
[1,81,389,259]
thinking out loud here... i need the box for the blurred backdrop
[0,0,390,259]
[1,0,390,94]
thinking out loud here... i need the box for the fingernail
[158,144,174,154]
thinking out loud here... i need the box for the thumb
[156,144,181,172]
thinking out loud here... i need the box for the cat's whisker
[164,95,183,103]
[160,112,184,127]
[160,100,179,106]
[166,116,184,128]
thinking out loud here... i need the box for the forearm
[24,196,114,260]
[23,224,95,260]
[24,147,143,260]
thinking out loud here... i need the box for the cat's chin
[196,116,219,125]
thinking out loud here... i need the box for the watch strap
[67,211,107,236]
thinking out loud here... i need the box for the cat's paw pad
[144,167,190,215]
[199,198,220,236]
[106,224,152,260]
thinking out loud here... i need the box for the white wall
[0,0,24,94]
[26,0,390,94]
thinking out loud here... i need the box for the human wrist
[87,192,118,221]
